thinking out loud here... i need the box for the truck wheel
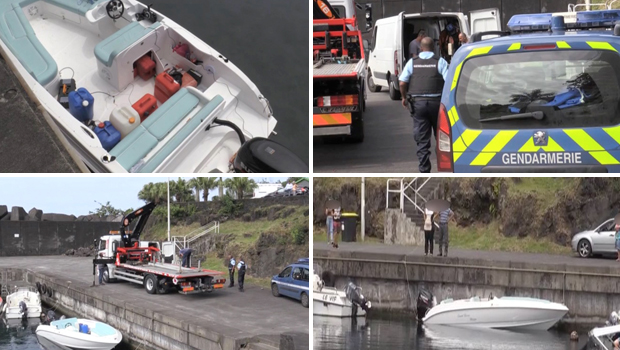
[156,277,169,294]
[349,119,364,143]
[102,267,110,283]
[389,80,401,100]
[271,283,280,297]
[301,292,309,308]
[367,73,381,93]
[144,274,157,294]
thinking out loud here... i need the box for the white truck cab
[367,9,500,100]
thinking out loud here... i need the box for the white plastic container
[109,106,140,139]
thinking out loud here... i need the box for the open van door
[469,8,501,34]
[162,241,174,263]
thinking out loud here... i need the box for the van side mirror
[363,39,370,55]
[365,4,373,31]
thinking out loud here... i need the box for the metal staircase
[386,177,443,234]
[171,221,219,252]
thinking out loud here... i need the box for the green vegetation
[507,178,579,211]
[450,221,572,255]
[89,201,132,217]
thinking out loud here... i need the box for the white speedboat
[313,274,371,317]
[1,286,42,319]
[0,0,306,173]
[587,324,620,349]
[417,289,568,330]
[36,317,122,350]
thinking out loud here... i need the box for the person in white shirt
[237,258,247,292]
[423,208,435,256]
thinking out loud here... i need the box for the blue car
[437,10,620,173]
[271,258,309,307]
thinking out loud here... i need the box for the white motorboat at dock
[313,274,371,317]
[36,317,122,350]
[1,286,42,320]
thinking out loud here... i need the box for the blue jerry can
[68,88,94,122]
[94,121,121,151]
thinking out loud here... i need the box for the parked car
[572,218,617,258]
[271,258,309,307]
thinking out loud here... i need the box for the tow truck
[312,0,370,142]
[92,202,226,295]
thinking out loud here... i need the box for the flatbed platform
[118,261,225,279]
[313,60,364,77]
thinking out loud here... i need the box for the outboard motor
[18,301,27,319]
[47,310,57,323]
[232,137,309,173]
[416,289,435,321]
[344,282,371,313]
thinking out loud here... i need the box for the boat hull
[2,288,42,319]
[422,298,568,330]
[313,290,367,318]
[36,320,122,350]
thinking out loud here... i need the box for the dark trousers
[228,268,235,286]
[182,253,191,267]
[424,230,434,255]
[438,223,449,255]
[238,269,246,290]
[98,266,105,285]
[410,98,440,173]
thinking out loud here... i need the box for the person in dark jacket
[237,257,247,292]
[399,37,449,173]
[180,248,192,267]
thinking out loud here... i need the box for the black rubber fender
[47,287,52,297]
[321,271,336,287]
[41,284,47,295]
[35,282,41,293]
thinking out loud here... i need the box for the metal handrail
[171,221,220,251]
[386,177,440,228]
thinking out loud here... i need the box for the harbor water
[313,316,593,350]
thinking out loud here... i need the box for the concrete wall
[314,252,620,325]
[384,209,424,245]
[0,221,118,256]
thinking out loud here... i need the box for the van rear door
[469,8,501,34]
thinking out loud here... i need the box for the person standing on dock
[237,257,246,292]
[180,248,193,267]
[97,253,106,286]
[423,208,435,256]
[434,208,454,257]
[326,208,334,245]
[228,255,236,288]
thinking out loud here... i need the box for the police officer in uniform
[237,257,246,292]
[398,37,449,173]
[228,255,236,288]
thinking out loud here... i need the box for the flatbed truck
[93,202,226,295]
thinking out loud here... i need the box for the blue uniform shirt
[399,51,449,97]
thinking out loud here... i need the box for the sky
[0,177,287,216]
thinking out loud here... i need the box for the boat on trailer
[0,0,306,173]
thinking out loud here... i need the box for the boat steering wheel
[106,0,125,20]
[65,323,72,328]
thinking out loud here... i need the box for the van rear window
[454,50,620,129]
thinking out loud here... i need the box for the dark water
[313,317,593,350]
[0,309,131,350]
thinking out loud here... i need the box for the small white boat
[0,0,305,173]
[588,324,620,349]
[36,318,122,350]
[417,289,568,330]
[1,286,42,319]
[312,274,371,317]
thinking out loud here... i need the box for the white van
[367,9,500,100]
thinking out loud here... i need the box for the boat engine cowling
[416,289,435,321]
[344,282,371,312]
[19,300,27,317]
[233,137,309,173]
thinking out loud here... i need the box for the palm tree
[197,177,218,201]
[188,178,201,202]
[138,182,167,204]
[171,178,191,202]
[224,178,258,199]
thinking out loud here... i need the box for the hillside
[314,177,620,254]
[143,196,309,287]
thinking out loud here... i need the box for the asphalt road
[0,256,309,341]
[313,89,437,173]
[148,0,308,163]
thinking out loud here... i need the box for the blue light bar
[508,9,620,32]
[507,13,552,32]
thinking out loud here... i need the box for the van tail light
[437,103,453,172]
[394,50,399,77]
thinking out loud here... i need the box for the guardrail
[171,221,220,252]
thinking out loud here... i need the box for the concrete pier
[0,257,308,350]
[314,242,620,326]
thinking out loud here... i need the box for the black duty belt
[409,95,441,101]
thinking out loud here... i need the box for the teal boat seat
[94,21,160,67]
[44,0,100,16]
[141,89,199,140]
[139,95,224,172]
[109,125,158,170]
[0,3,57,85]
